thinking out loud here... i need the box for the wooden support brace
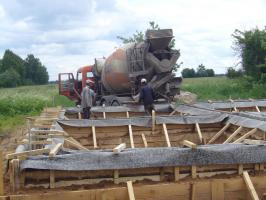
[162,123,171,147]
[128,124,135,148]
[207,123,230,144]
[211,181,224,200]
[243,139,265,145]
[191,165,197,179]
[6,148,50,160]
[152,110,155,133]
[127,181,136,200]
[183,140,197,149]
[233,128,258,143]
[169,110,176,116]
[141,133,148,148]
[195,123,203,143]
[64,138,89,150]
[242,171,259,200]
[174,166,180,181]
[113,143,126,154]
[0,150,3,195]
[255,106,260,113]
[223,126,243,143]
[50,170,55,189]
[91,126,97,148]
[49,143,63,158]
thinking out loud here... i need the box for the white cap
[141,78,147,83]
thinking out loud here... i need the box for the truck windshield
[87,72,93,78]
[77,72,82,81]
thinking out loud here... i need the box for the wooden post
[102,104,106,119]
[91,126,97,148]
[126,111,130,118]
[78,112,81,119]
[141,133,148,148]
[191,183,196,200]
[191,165,197,179]
[211,181,224,200]
[0,150,3,195]
[243,171,259,200]
[10,159,20,192]
[160,168,164,181]
[174,166,180,181]
[152,110,155,133]
[195,123,203,143]
[207,123,230,144]
[128,124,135,148]
[114,170,119,184]
[238,164,243,175]
[162,123,171,147]
[127,181,136,200]
[50,170,55,189]
[233,128,258,143]
[223,126,243,143]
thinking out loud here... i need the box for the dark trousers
[83,107,91,119]
[144,104,154,115]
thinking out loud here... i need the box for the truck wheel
[111,100,120,106]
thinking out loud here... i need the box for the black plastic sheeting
[20,144,266,171]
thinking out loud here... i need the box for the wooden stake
[141,133,148,148]
[152,110,156,133]
[174,166,180,182]
[238,164,243,175]
[91,126,97,148]
[50,170,55,189]
[233,128,258,143]
[195,123,203,143]
[128,124,135,148]
[49,143,63,158]
[127,181,136,200]
[207,123,230,144]
[113,143,126,154]
[183,140,197,149]
[243,171,259,200]
[162,123,171,147]
[0,150,3,195]
[223,126,243,143]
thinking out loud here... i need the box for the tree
[181,68,196,78]
[0,68,20,87]
[226,67,243,78]
[1,50,24,84]
[232,28,266,82]
[206,69,215,77]
[196,64,208,77]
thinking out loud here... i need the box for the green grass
[0,84,74,134]
[181,76,266,101]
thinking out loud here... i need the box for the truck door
[58,73,80,102]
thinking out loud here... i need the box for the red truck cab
[58,65,94,104]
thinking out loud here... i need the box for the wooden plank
[6,148,50,160]
[162,123,171,147]
[233,128,258,143]
[0,150,3,195]
[211,181,224,200]
[18,140,52,145]
[49,143,63,158]
[223,126,243,143]
[141,134,148,148]
[113,143,126,154]
[207,123,230,144]
[64,139,88,150]
[195,123,203,143]
[128,124,135,148]
[127,181,135,200]
[243,139,265,145]
[91,126,97,148]
[243,171,259,200]
[183,140,197,149]
[50,170,55,189]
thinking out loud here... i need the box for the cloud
[0,0,265,80]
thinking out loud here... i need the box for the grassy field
[182,76,266,101]
[0,84,74,134]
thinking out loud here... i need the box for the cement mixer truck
[58,29,182,106]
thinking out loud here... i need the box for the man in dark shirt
[139,78,155,115]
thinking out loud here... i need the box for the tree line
[0,50,49,87]
[181,64,215,78]
[227,27,266,82]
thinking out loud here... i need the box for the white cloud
[0,0,265,80]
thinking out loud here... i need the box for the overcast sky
[0,0,265,80]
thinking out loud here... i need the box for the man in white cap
[81,79,95,119]
[139,78,155,115]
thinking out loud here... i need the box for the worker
[81,79,95,119]
[139,78,155,115]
